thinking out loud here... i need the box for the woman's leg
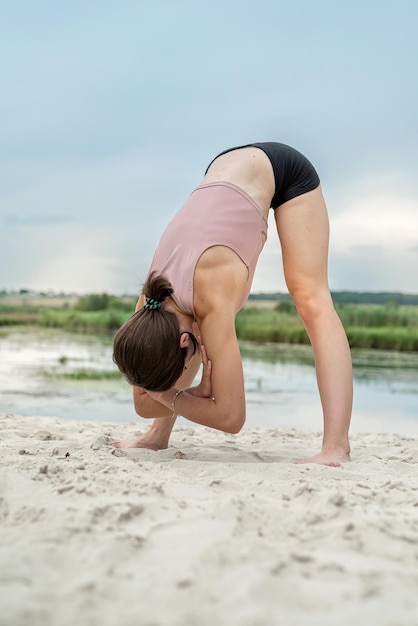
[275,186,353,465]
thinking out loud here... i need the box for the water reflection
[0,331,417,435]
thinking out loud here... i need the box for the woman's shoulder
[193,246,248,319]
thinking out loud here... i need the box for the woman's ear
[179,332,189,349]
[179,332,198,359]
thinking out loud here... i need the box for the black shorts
[205,142,320,209]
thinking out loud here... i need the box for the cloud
[32,254,126,294]
[3,214,75,227]
[331,194,418,253]
[329,246,418,293]
[1,2,418,294]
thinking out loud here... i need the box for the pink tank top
[147,182,268,316]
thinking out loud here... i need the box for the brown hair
[112,272,186,391]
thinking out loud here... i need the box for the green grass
[335,302,418,328]
[235,307,310,344]
[235,302,418,352]
[39,308,131,332]
[0,294,135,332]
[56,369,123,380]
[345,326,418,351]
[1,294,418,352]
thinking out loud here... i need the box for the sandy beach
[1,413,418,626]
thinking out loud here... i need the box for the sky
[1,0,418,295]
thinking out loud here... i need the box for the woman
[113,142,353,466]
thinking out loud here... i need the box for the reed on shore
[1,294,418,352]
[236,302,418,352]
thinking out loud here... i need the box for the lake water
[1,330,417,435]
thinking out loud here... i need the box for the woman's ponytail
[113,272,186,391]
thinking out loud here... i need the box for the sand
[0,413,418,626]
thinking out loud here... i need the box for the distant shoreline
[248,291,418,306]
[2,289,418,306]
[1,292,418,352]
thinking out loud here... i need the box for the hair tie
[143,296,162,311]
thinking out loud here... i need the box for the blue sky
[1,0,417,294]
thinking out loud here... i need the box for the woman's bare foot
[111,418,176,450]
[298,448,351,466]
[111,432,170,450]
[111,435,167,450]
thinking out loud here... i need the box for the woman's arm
[133,347,202,417]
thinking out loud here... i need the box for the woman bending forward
[113,142,353,466]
